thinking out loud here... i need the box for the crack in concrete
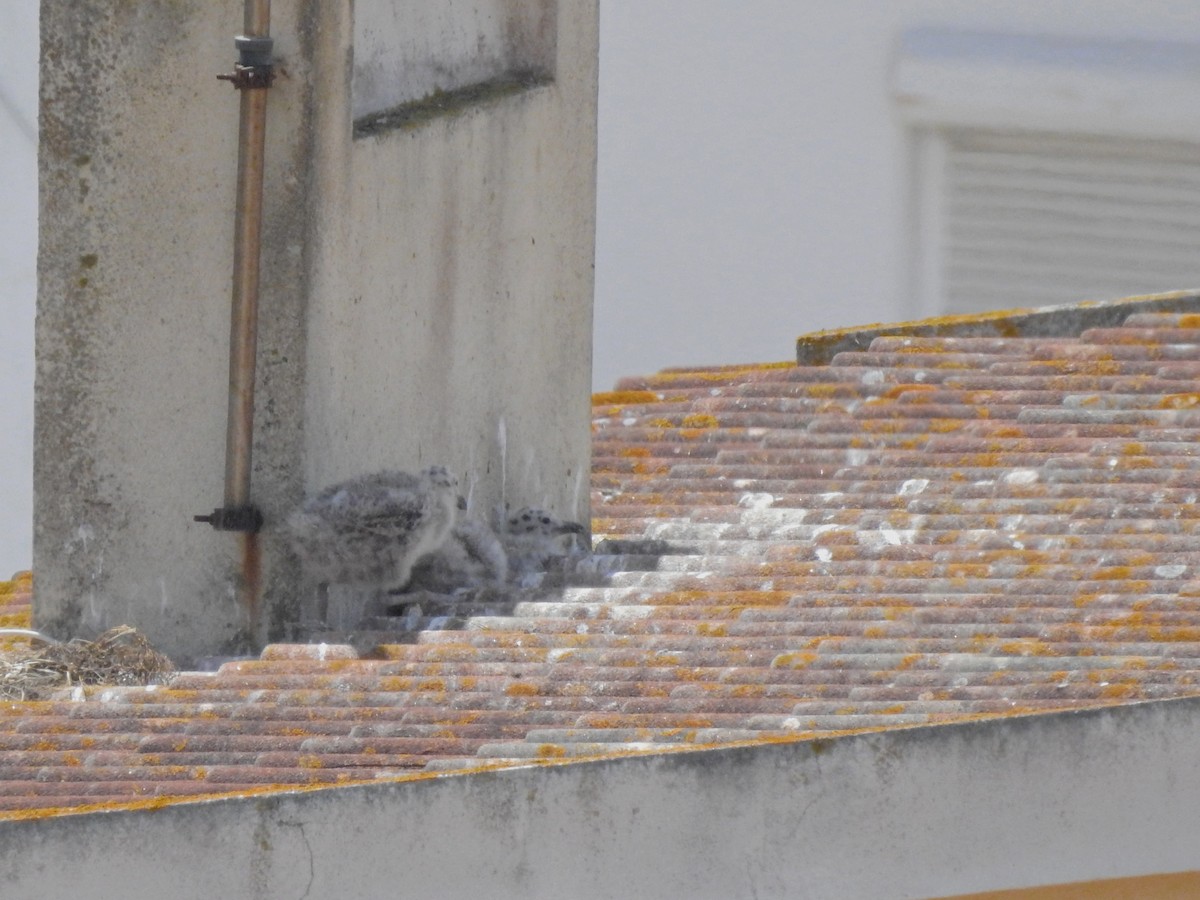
[279,819,315,899]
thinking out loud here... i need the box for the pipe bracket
[218,35,275,90]
[194,505,265,533]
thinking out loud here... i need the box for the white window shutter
[895,28,1200,317]
[935,129,1200,315]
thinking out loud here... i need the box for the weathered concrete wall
[35,0,597,663]
[353,0,558,118]
[36,0,309,661]
[305,0,596,529]
[3,699,1199,899]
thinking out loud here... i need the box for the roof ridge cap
[796,291,1200,366]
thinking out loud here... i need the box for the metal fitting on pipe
[217,35,275,90]
[193,506,265,532]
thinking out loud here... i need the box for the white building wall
[304,0,596,517]
[0,1,37,578]
[593,0,1200,389]
[2,698,1198,899]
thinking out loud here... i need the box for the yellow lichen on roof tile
[771,652,818,669]
[1158,393,1200,409]
[0,613,30,631]
[592,390,662,406]
[504,681,541,697]
[0,572,32,595]
[1099,684,1140,700]
[1047,359,1124,375]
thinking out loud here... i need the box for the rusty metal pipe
[224,75,268,510]
[224,1,272,641]
[197,0,273,534]
[224,0,272,511]
[243,0,270,36]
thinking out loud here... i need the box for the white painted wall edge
[2,696,1198,900]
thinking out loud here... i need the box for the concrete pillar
[35,0,597,664]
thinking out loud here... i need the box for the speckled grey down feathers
[286,466,459,591]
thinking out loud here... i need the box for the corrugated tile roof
[7,305,1200,818]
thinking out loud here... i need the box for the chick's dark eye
[540,517,551,525]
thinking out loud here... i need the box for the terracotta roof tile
[0,572,31,631]
[8,302,1200,816]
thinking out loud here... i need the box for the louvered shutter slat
[939,130,1200,314]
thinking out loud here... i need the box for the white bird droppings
[739,492,776,510]
[898,478,929,496]
[1003,469,1039,485]
[845,448,870,467]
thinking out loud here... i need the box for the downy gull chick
[501,506,588,581]
[407,516,510,594]
[287,466,460,594]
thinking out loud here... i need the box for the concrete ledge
[353,71,554,137]
[3,696,1199,899]
[796,290,1200,365]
